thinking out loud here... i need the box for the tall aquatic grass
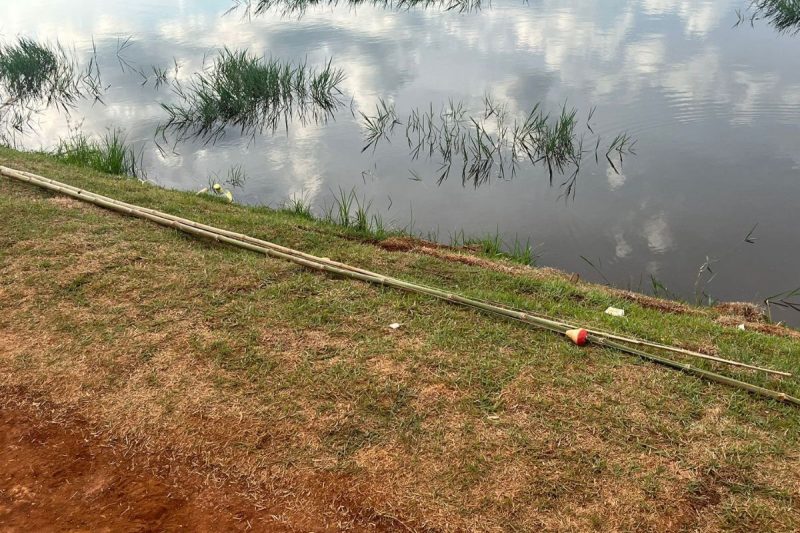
[765,287,800,321]
[0,38,79,112]
[158,48,345,145]
[736,1,800,34]
[605,132,637,174]
[360,95,633,191]
[360,98,400,153]
[0,37,105,143]
[53,129,142,177]
[285,187,390,239]
[321,187,387,237]
[1,38,79,142]
[151,65,170,89]
[230,0,484,18]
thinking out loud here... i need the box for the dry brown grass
[717,316,800,339]
[380,236,535,276]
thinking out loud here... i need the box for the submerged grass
[158,48,345,146]
[736,0,800,34]
[0,37,105,142]
[0,38,78,110]
[360,95,634,191]
[53,129,141,178]
[230,0,484,17]
[2,146,800,531]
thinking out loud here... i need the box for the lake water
[2,0,799,324]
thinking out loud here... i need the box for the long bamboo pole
[591,335,799,405]
[464,295,792,376]
[2,166,798,406]
[1,165,788,377]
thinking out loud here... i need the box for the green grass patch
[53,129,141,177]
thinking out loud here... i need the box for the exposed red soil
[0,404,277,532]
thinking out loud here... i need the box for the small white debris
[389,323,401,330]
[605,307,625,317]
[737,324,746,331]
[487,415,500,421]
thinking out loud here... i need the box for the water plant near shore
[283,191,314,219]
[0,38,105,142]
[53,129,142,178]
[736,0,800,34]
[157,48,345,146]
[319,187,389,238]
[360,96,634,190]
[765,287,800,321]
[230,0,484,18]
[0,39,78,112]
[450,228,539,265]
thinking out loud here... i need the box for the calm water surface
[2,0,800,323]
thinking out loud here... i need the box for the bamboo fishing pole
[457,294,792,376]
[590,335,800,406]
[2,166,798,406]
[2,165,790,378]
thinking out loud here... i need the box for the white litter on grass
[389,323,401,330]
[737,324,746,331]
[604,307,625,317]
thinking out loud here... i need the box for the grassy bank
[1,146,800,530]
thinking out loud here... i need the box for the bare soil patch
[0,401,278,532]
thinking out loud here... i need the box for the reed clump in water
[360,96,634,191]
[230,0,483,18]
[0,38,78,141]
[736,0,800,34]
[158,48,345,145]
[0,37,105,143]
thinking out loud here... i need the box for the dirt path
[0,404,277,532]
